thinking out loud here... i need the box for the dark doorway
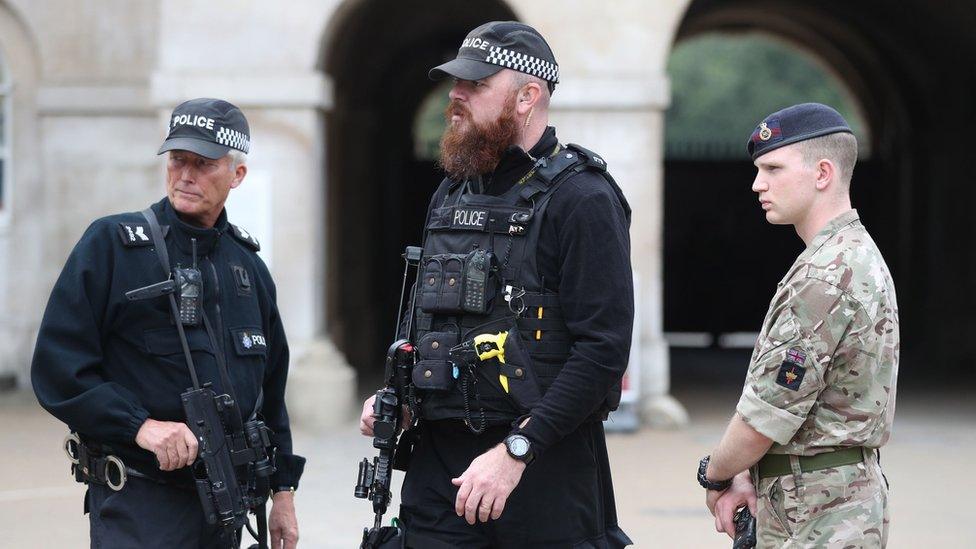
[667,0,976,383]
[321,0,517,391]
[664,32,876,338]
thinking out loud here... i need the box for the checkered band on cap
[216,126,250,154]
[486,46,559,83]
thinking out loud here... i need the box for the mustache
[445,99,470,120]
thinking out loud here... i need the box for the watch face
[508,436,529,456]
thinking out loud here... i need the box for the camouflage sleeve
[736,276,854,444]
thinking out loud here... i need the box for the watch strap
[697,455,732,491]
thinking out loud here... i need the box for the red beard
[438,94,520,181]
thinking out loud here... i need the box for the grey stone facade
[0,0,689,427]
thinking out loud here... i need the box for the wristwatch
[697,455,732,491]
[504,434,535,465]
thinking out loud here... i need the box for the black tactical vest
[410,144,624,428]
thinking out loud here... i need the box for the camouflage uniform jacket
[736,209,899,455]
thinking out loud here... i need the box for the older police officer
[698,103,899,547]
[360,21,634,548]
[32,98,304,548]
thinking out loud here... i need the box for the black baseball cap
[429,21,559,92]
[158,98,251,159]
[748,103,853,160]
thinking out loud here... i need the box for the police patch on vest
[118,223,169,247]
[775,347,807,391]
[232,328,267,356]
[451,208,489,231]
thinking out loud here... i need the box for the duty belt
[64,432,128,491]
[757,447,866,479]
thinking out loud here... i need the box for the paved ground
[2,382,973,548]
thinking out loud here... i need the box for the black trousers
[399,420,632,549]
[86,476,236,549]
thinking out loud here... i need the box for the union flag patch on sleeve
[776,347,807,391]
[786,347,806,364]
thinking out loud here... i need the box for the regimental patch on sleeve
[117,223,169,247]
[229,223,261,251]
[776,346,808,391]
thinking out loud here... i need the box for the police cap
[429,21,559,93]
[158,98,251,160]
[747,102,852,160]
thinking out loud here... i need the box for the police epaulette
[118,222,169,247]
[534,148,580,186]
[229,223,261,251]
[565,143,608,172]
[521,145,611,202]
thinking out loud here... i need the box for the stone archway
[320,0,518,390]
[668,0,976,378]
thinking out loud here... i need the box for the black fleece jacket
[31,198,304,488]
[427,126,635,456]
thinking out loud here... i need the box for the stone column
[0,5,41,386]
[150,0,354,429]
[514,0,690,427]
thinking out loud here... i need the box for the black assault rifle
[126,208,274,549]
[181,383,275,548]
[355,246,422,548]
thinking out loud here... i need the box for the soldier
[696,103,899,547]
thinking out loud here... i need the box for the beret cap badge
[746,103,853,160]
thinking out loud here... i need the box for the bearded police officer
[359,21,634,548]
[698,103,899,547]
[31,98,304,548]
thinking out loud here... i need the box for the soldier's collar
[805,209,861,255]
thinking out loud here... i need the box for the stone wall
[0,0,690,427]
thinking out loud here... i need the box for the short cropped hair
[226,149,248,169]
[511,71,551,108]
[795,132,858,186]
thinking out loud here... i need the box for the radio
[176,238,202,326]
[175,266,202,326]
[461,249,492,314]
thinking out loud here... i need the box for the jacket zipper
[208,256,224,359]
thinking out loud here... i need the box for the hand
[358,395,412,437]
[269,491,299,549]
[452,444,526,524]
[135,418,198,471]
[705,487,724,516]
[711,471,758,539]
